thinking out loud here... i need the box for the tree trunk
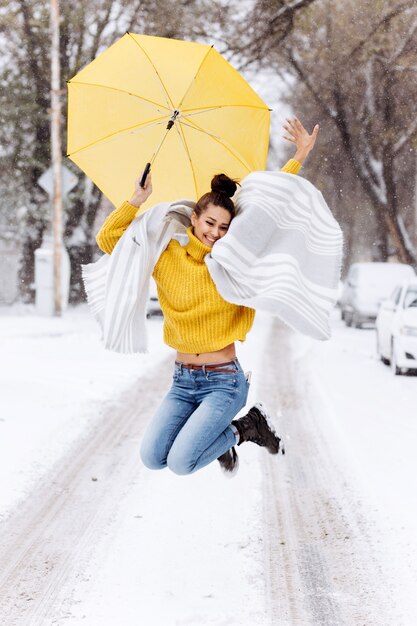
[373,211,389,261]
[64,183,102,303]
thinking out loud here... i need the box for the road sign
[38,165,78,197]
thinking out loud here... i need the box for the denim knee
[140,441,166,470]
[166,449,194,476]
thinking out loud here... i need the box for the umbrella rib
[176,45,215,110]
[127,33,174,111]
[68,80,170,114]
[182,104,270,115]
[150,127,174,165]
[174,124,199,199]
[68,116,168,157]
[179,120,220,140]
[178,118,252,174]
[182,107,222,119]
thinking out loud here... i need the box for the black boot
[217,446,239,476]
[232,403,281,454]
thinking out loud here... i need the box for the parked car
[340,262,416,328]
[376,280,417,375]
[335,279,344,308]
[146,276,162,318]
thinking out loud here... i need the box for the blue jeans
[140,359,250,475]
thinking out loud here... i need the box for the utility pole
[415,149,417,254]
[50,0,62,316]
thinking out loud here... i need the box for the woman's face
[191,203,232,248]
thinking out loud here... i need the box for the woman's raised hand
[129,171,153,208]
[282,116,319,164]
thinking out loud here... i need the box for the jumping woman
[95,116,319,476]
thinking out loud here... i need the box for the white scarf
[82,171,343,353]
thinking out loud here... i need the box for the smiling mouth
[205,235,218,243]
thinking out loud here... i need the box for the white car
[376,280,417,375]
[340,262,415,328]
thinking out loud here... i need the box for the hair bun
[211,173,238,198]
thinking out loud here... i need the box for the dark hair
[194,173,239,218]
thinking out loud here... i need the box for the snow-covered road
[293,314,417,624]
[0,307,416,625]
[260,317,417,625]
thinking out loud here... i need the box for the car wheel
[377,333,390,365]
[391,339,401,375]
[381,354,390,365]
[345,311,353,327]
[352,312,362,329]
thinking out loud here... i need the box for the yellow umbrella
[67,33,270,209]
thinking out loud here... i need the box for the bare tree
[0,0,216,302]
[217,0,319,67]
[239,0,417,265]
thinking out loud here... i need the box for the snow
[393,117,417,154]
[0,304,171,520]
[367,153,387,204]
[364,59,375,116]
[1,305,417,623]
[0,305,272,626]
[64,450,268,626]
[293,311,417,621]
[398,214,416,258]
[66,223,87,246]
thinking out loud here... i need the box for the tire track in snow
[261,319,399,626]
[0,356,173,626]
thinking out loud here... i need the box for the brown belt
[175,359,237,372]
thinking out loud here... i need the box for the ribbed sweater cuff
[118,200,145,220]
[96,201,144,254]
[280,158,302,175]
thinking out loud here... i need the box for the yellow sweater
[96,159,301,352]
[152,226,256,352]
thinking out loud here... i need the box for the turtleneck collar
[185,226,212,262]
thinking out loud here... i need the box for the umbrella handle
[140,162,151,188]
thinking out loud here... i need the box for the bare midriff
[175,342,236,365]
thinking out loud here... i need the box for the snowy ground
[0,305,271,626]
[0,305,416,625]
[0,304,171,520]
[296,314,417,623]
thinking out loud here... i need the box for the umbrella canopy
[67,33,270,208]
